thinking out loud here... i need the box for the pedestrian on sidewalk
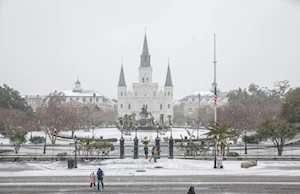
[97,168,104,191]
[89,171,96,190]
[149,146,155,162]
[187,186,196,194]
[153,146,159,163]
[144,144,149,159]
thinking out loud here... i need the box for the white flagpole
[213,34,217,123]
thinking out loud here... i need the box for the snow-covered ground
[0,158,300,177]
[1,127,300,178]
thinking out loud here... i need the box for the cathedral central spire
[140,34,151,67]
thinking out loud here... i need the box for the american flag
[213,84,217,106]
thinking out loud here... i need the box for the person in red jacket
[89,171,96,190]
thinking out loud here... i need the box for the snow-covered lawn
[0,158,300,177]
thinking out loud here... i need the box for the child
[89,171,96,190]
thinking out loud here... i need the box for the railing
[1,142,300,161]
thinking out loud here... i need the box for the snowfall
[1,128,300,177]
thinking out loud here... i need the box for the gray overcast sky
[0,0,299,100]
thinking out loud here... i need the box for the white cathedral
[117,34,174,123]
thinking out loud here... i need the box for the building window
[146,78,149,83]
[121,92,123,96]
[160,104,163,110]
[168,91,170,96]
[142,78,145,83]
[120,104,123,109]
[135,92,137,96]
[76,97,79,101]
[145,94,146,97]
[168,104,170,109]
[70,97,73,101]
[89,97,93,102]
[188,108,193,114]
[83,97,86,103]
[128,104,131,110]
[154,92,156,96]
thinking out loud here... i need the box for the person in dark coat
[187,186,196,194]
[149,146,155,162]
[97,168,104,191]
[144,144,149,159]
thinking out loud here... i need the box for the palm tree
[205,122,235,156]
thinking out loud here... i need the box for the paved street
[0,175,300,194]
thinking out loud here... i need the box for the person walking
[149,146,155,162]
[144,144,149,159]
[187,186,196,194]
[153,146,159,163]
[89,171,96,190]
[97,168,104,191]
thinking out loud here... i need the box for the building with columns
[59,78,116,111]
[24,78,116,112]
[117,34,174,122]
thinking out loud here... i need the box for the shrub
[227,152,239,157]
[29,136,45,144]
[57,152,68,156]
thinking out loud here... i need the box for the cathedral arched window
[142,78,145,83]
[120,104,123,109]
[168,104,170,109]
[128,104,131,110]
[160,104,163,110]
[121,92,123,96]
[168,91,170,96]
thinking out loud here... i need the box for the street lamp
[133,124,139,159]
[156,123,161,157]
[43,127,47,154]
[214,135,217,168]
[244,129,247,154]
[120,125,125,159]
[156,123,159,138]
[169,124,173,159]
[74,135,77,168]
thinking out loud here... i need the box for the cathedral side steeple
[118,64,126,87]
[164,59,173,87]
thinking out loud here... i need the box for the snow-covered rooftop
[60,90,104,97]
